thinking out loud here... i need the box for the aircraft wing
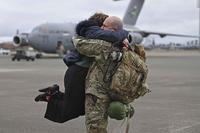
[132,29,199,38]
[124,25,199,44]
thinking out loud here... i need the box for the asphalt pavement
[0,52,200,133]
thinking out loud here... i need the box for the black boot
[34,93,51,102]
[38,84,59,94]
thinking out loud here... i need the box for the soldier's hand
[123,38,129,49]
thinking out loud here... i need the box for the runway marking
[0,69,37,73]
[170,122,200,132]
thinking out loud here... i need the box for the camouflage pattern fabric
[73,36,150,103]
[73,36,150,132]
[109,48,149,103]
[85,94,110,133]
[133,44,146,62]
[73,36,112,58]
[73,36,113,99]
[73,36,113,133]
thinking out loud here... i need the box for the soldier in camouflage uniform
[73,16,149,133]
[74,16,127,133]
[73,38,115,133]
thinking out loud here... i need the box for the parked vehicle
[0,48,10,55]
[12,50,35,61]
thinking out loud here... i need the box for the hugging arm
[73,37,112,58]
[75,20,129,43]
[85,26,129,43]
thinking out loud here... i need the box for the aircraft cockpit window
[32,27,40,33]
[49,30,58,33]
[48,30,69,34]
[40,27,48,33]
[63,31,69,34]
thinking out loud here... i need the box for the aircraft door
[40,34,51,52]
[56,36,65,56]
[42,35,48,46]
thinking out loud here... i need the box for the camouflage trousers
[85,94,110,133]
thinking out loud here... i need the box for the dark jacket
[76,20,129,43]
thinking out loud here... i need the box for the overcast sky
[0,0,199,43]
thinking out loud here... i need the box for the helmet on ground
[107,101,134,120]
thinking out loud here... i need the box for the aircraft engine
[128,32,143,45]
[13,33,29,47]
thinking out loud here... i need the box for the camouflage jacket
[73,36,113,99]
[73,36,149,101]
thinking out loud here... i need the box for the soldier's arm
[75,20,129,43]
[73,36,111,57]
[85,26,129,43]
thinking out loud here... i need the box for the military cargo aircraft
[13,0,198,55]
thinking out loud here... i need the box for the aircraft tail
[123,0,145,26]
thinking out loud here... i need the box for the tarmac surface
[0,51,200,133]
